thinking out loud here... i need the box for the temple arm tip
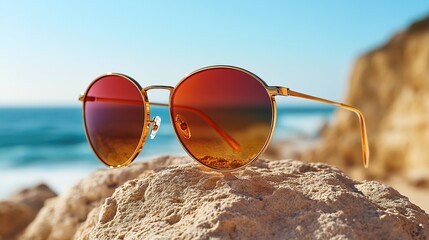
[285,89,370,169]
[363,150,370,168]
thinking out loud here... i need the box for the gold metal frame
[169,66,277,172]
[285,89,369,168]
[79,65,370,171]
[80,73,151,168]
[266,85,369,168]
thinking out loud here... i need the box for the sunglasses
[79,65,369,171]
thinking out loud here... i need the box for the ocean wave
[0,106,333,168]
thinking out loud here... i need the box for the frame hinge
[267,86,289,96]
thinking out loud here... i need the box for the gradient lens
[171,67,274,170]
[83,75,147,167]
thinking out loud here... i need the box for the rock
[306,15,429,184]
[0,184,57,240]
[8,184,57,214]
[18,156,429,239]
[0,201,33,240]
[78,158,429,239]
[19,156,190,240]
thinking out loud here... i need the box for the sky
[1,1,428,106]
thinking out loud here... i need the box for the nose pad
[149,116,161,139]
[175,114,191,139]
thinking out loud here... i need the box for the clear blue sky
[1,1,428,106]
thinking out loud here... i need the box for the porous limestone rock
[63,157,429,239]
[19,156,190,240]
[17,157,429,239]
[306,15,429,184]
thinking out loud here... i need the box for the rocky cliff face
[14,156,429,240]
[306,15,429,183]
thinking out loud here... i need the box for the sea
[0,106,334,198]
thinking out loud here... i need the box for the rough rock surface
[19,156,189,240]
[17,156,429,240]
[307,15,429,183]
[0,184,56,240]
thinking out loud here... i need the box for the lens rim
[169,65,277,172]
[82,73,151,168]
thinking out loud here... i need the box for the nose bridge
[143,85,174,141]
[143,85,174,93]
[143,85,174,107]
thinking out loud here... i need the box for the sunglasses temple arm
[173,104,240,151]
[148,102,240,151]
[281,88,370,168]
[79,96,142,104]
[79,95,240,151]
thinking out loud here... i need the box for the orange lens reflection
[171,67,274,170]
[83,75,146,167]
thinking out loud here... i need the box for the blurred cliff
[305,15,429,185]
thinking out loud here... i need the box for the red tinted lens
[83,75,147,167]
[171,67,273,170]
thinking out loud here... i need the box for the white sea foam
[0,164,99,198]
[0,106,334,198]
[275,114,332,139]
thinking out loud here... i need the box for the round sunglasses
[79,66,369,172]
